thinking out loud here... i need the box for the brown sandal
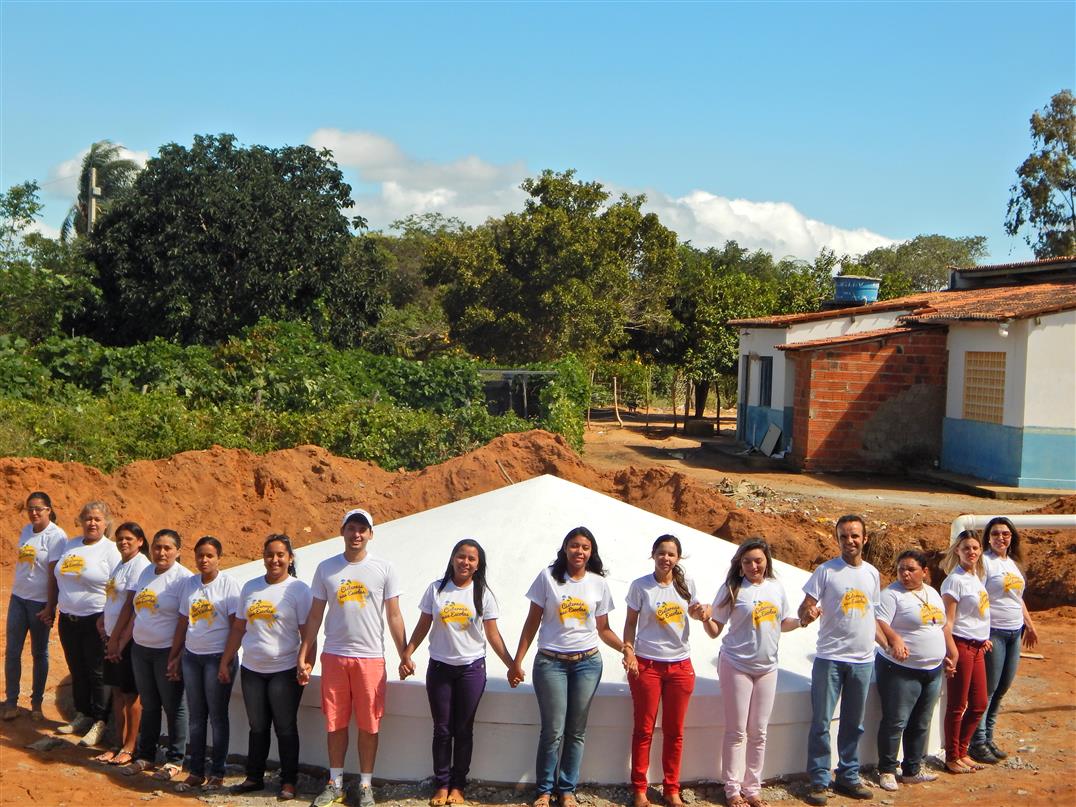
[745,797,771,807]
[120,759,155,776]
[560,794,578,807]
[447,790,466,804]
[532,796,552,807]
[175,775,206,793]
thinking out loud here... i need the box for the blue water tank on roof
[833,275,881,303]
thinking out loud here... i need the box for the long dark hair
[652,534,691,601]
[115,521,149,557]
[264,533,297,577]
[195,535,224,557]
[721,538,777,605]
[438,539,490,618]
[982,516,1023,567]
[550,526,606,584]
[27,491,57,523]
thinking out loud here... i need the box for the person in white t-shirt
[798,515,881,806]
[508,527,632,807]
[940,529,992,774]
[115,528,191,781]
[220,534,314,800]
[701,539,800,807]
[622,535,704,807]
[165,536,241,792]
[95,521,150,766]
[969,517,1039,765]
[398,539,515,806]
[54,500,121,745]
[4,491,67,721]
[873,549,958,793]
[298,508,408,807]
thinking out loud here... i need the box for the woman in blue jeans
[116,529,191,781]
[969,518,1039,764]
[4,491,67,721]
[509,527,634,807]
[874,549,957,792]
[166,536,241,792]
[399,539,516,806]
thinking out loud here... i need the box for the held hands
[687,603,710,622]
[888,636,910,662]
[296,660,313,686]
[622,650,638,678]
[105,637,121,663]
[36,606,55,627]
[165,657,181,682]
[943,655,957,678]
[218,661,233,684]
[398,655,416,681]
[799,603,821,628]
[507,662,525,688]
[983,639,993,654]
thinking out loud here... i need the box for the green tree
[60,140,141,242]
[1005,89,1076,258]
[1,181,42,257]
[426,169,679,362]
[87,133,366,345]
[849,234,988,297]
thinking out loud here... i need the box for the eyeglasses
[26,506,49,513]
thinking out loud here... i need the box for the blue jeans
[532,651,603,795]
[874,655,943,776]
[183,650,236,778]
[806,657,873,788]
[131,643,188,765]
[972,626,1022,747]
[4,595,51,707]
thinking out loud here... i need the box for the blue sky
[2,1,1073,261]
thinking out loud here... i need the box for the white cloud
[28,220,61,240]
[317,128,897,258]
[44,144,150,200]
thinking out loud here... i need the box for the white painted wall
[945,321,1029,427]
[1023,310,1076,428]
[785,310,908,343]
[737,329,787,406]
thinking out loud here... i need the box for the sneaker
[357,785,376,807]
[878,773,898,792]
[969,744,999,764]
[804,787,828,806]
[56,713,91,735]
[79,720,107,747]
[30,707,44,721]
[311,783,346,807]
[1,704,18,720]
[987,741,1008,760]
[901,771,938,784]
[834,781,873,800]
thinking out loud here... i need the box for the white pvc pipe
[950,513,1076,542]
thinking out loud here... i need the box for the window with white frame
[962,351,1005,424]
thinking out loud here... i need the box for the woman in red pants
[622,535,703,807]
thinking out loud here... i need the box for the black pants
[241,665,304,786]
[57,612,109,721]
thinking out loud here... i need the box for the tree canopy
[60,140,141,242]
[848,234,988,298]
[1005,89,1076,258]
[87,133,376,345]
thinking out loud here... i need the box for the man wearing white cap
[299,509,407,807]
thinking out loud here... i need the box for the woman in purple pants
[399,540,515,806]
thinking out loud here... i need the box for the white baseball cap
[341,508,374,529]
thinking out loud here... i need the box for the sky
[2,1,1073,263]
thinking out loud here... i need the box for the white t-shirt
[12,522,68,602]
[626,573,698,662]
[802,558,880,664]
[983,553,1025,631]
[876,583,947,670]
[311,554,401,658]
[239,575,314,674]
[941,566,990,641]
[131,563,192,649]
[103,553,151,636]
[180,572,241,655]
[526,568,614,654]
[55,538,122,617]
[712,577,791,674]
[419,579,499,665]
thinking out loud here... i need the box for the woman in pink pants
[702,539,800,807]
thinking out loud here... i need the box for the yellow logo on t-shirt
[17,544,36,565]
[655,601,686,628]
[189,598,216,626]
[920,602,944,625]
[134,588,158,613]
[246,599,278,625]
[1002,573,1023,594]
[752,601,779,628]
[840,589,869,616]
[439,602,474,629]
[105,576,119,601]
[978,590,990,616]
[558,596,590,626]
[336,580,368,607]
[59,554,86,577]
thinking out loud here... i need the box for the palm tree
[60,140,141,241]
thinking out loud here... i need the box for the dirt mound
[1032,494,1076,514]
[1,430,1072,607]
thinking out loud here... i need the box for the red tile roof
[952,255,1076,273]
[776,327,930,352]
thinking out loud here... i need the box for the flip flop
[92,748,119,763]
[152,763,182,781]
[108,750,134,766]
[945,761,972,774]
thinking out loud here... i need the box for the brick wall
[790,328,948,473]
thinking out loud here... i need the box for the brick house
[730,257,1076,489]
